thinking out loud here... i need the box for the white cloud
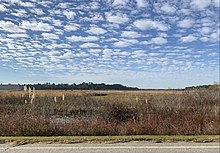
[11,9,27,17]
[45,43,71,49]
[62,51,73,59]
[0,0,218,83]
[121,31,141,38]
[114,39,138,47]
[190,0,211,10]
[105,13,129,24]
[6,0,20,4]
[177,18,194,28]
[52,19,63,27]
[57,2,70,9]
[42,33,59,40]
[151,37,168,45]
[124,39,139,44]
[0,4,7,12]
[19,1,35,7]
[212,0,220,7]
[199,27,212,34]
[102,23,120,30]
[86,27,107,35]
[7,33,29,38]
[67,35,99,42]
[160,3,176,14]
[140,41,150,45]
[131,50,146,58]
[114,41,131,47]
[21,21,54,31]
[102,49,112,60]
[30,8,44,15]
[90,14,104,21]
[135,0,148,8]
[112,0,129,6]
[210,32,219,41]
[133,19,170,31]
[158,33,168,37]
[0,20,25,33]
[200,37,209,42]
[88,49,102,53]
[76,52,88,57]
[80,43,100,48]
[54,29,63,35]
[179,9,191,15]
[90,2,100,10]
[37,1,53,7]
[200,17,214,27]
[141,37,168,45]
[64,24,79,31]
[180,35,197,43]
[63,10,76,20]
[47,50,61,56]
[48,9,61,15]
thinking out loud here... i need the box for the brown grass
[0,89,219,136]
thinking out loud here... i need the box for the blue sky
[0,0,219,88]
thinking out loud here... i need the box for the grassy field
[0,89,219,136]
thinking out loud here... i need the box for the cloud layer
[0,0,219,88]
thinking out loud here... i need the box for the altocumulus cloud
[21,21,54,31]
[42,33,59,40]
[0,0,219,88]
[0,20,25,33]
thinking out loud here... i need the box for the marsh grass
[0,89,219,136]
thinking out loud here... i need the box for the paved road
[0,142,219,153]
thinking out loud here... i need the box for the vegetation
[0,89,219,136]
[30,82,139,90]
[185,83,220,90]
[1,135,219,146]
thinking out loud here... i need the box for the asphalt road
[0,142,219,153]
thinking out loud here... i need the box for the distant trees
[185,84,220,90]
[25,82,139,90]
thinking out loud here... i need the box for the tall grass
[0,89,219,136]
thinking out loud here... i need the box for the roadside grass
[0,135,219,146]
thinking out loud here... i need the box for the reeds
[23,86,36,104]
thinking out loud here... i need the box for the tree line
[25,82,139,90]
[185,83,219,90]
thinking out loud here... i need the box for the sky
[0,0,219,89]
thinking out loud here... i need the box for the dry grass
[0,89,183,96]
[0,89,219,136]
[0,135,219,146]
